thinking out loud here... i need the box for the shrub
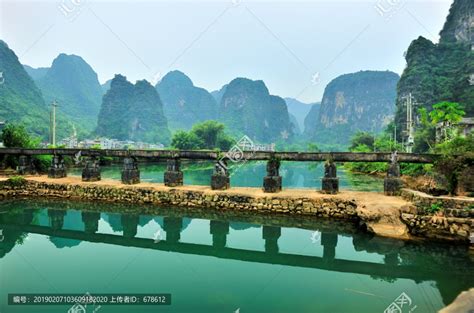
[426,202,443,213]
[33,155,52,173]
[434,152,474,195]
[1,123,40,169]
[8,175,26,186]
[400,163,432,176]
[171,121,236,150]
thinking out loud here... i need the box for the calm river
[69,161,384,192]
[0,199,472,313]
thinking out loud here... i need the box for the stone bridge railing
[0,148,439,195]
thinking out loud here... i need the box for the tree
[1,123,41,170]
[1,123,38,148]
[191,121,225,148]
[374,133,402,152]
[429,101,465,141]
[418,102,470,195]
[414,107,435,152]
[430,102,465,126]
[171,121,234,150]
[307,143,320,152]
[433,135,474,195]
[216,133,234,150]
[171,131,203,150]
[414,102,465,151]
[349,131,375,151]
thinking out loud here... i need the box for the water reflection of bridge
[1,207,473,306]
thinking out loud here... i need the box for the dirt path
[1,175,413,239]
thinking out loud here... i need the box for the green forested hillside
[305,71,399,146]
[218,78,293,143]
[211,84,227,106]
[284,98,314,133]
[0,40,73,140]
[156,71,218,131]
[395,0,473,131]
[35,54,103,132]
[23,64,48,80]
[96,74,170,144]
[303,102,321,137]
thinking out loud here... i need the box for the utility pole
[393,124,397,150]
[373,132,376,152]
[50,100,58,146]
[403,93,417,153]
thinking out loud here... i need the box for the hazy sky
[1,0,452,103]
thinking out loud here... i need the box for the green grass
[426,202,444,213]
[8,175,26,186]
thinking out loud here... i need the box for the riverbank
[0,175,472,244]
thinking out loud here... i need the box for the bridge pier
[48,209,66,230]
[263,158,282,193]
[121,157,140,184]
[82,211,100,234]
[211,160,230,190]
[384,253,399,266]
[163,217,183,243]
[384,155,403,196]
[321,160,339,194]
[17,155,36,175]
[164,158,183,187]
[82,157,101,182]
[321,232,338,260]
[48,155,67,178]
[263,226,281,254]
[210,220,229,248]
[121,214,139,238]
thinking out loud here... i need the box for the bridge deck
[0,148,438,163]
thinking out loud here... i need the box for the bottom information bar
[8,294,171,305]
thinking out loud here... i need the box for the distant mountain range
[23,65,48,80]
[0,40,73,139]
[211,85,227,105]
[217,77,294,143]
[96,74,170,144]
[304,70,400,146]
[101,79,112,94]
[2,42,427,148]
[284,98,314,133]
[33,53,103,132]
[156,70,218,131]
[303,102,321,137]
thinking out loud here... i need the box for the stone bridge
[0,148,439,195]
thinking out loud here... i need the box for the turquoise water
[69,161,384,192]
[1,199,472,313]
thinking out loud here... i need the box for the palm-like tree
[429,101,465,141]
